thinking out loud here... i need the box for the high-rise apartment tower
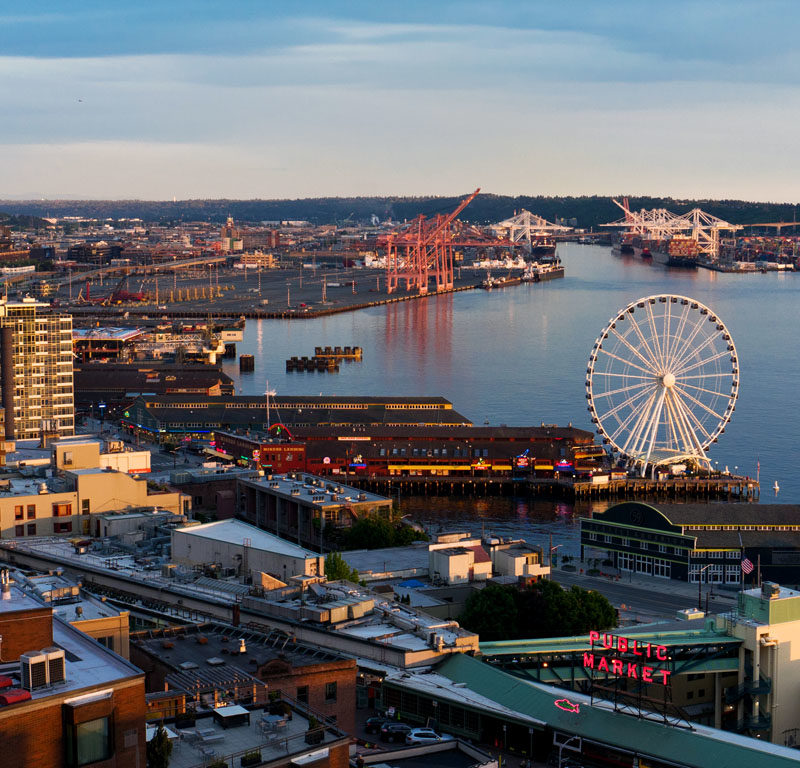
[0,298,74,440]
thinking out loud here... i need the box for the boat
[481,273,523,290]
[649,235,699,268]
[521,258,565,283]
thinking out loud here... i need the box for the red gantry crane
[382,188,480,295]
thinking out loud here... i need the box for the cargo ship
[651,235,699,268]
[530,235,557,258]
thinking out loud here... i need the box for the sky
[1,1,799,201]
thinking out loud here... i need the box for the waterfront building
[214,423,596,478]
[0,298,74,440]
[581,501,800,585]
[237,473,393,551]
[74,362,235,410]
[121,394,471,442]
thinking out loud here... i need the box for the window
[27,504,36,519]
[27,523,36,536]
[15,525,24,537]
[296,686,309,705]
[53,503,72,517]
[66,716,113,766]
[55,522,73,534]
[81,499,90,515]
[325,682,337,702]
[63,451,73,466]
[14,505,23,520]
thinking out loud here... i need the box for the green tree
[146,724,173,768]
[460,581,616,641]
[458,584,519,640]
[324,551,359,582]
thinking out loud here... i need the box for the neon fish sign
[554,698,580,714]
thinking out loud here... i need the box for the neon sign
[554,698,580,714]
[584,631,671,686]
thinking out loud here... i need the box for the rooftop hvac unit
[20,647,66,691]
[20,651,48,690]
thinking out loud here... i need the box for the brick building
[130,622,357,734]
[0,573,146,768]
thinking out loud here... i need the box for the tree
[324,551,359,583]
[459,580,616,641]
[458,584,519,640]
[146,724,173,768]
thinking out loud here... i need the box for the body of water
[220,244,800,551]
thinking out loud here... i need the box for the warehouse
[171,519,324,583]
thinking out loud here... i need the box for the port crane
[603,200,740,260]
[491,209,573,251]
[382,188,480,295]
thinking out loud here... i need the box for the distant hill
[0,195,796,230]
[0,211,51,231]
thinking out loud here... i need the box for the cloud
[2,4,800,199]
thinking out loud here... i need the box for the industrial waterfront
[220,242,800,505]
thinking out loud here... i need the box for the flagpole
[757,554,761,588]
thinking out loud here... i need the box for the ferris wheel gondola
[586,295,739,476]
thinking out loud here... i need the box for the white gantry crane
[675,208,742,261]
[603,200,740,260]
[491,209,573,250]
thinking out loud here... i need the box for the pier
[348,475,759,501]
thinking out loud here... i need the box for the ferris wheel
[586,295,739,475]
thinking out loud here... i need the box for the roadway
[550,569,736,621]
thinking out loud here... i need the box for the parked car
[380,722,412,743]
[405,728,454,745]
[365,716,388,734]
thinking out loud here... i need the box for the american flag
[741,558,754,574]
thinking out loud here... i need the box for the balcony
[741,712,772,731]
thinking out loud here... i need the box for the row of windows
[685,524,799,532]
[14,502,79,519]
[617,553,672,578]
[378,447,490,458]
[691,550,740,559]
[586,532,682,555]
[690,564,741,584]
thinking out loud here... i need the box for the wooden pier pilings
[347,475,759,501]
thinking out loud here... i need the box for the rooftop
[239,472,392,508]
[174,519,321,560]
[133,622,351,675]
[433,653,800,768]
[0,615,141,703]
[158,707,346,768]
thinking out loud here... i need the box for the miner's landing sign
[584,632,672,686]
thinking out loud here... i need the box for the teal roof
[436,653,800,768]
[479,627,740,657]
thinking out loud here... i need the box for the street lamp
[558,734,581,768]
[697,563,712,610]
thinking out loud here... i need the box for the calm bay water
[220,244,800,552]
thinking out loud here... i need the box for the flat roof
[239,473,391,508]
[0,615,141,705]
[434,653,800,768]
[173,519,320,560]
[0,585,50,615]
[72,327,144,341]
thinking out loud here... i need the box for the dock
[347,475,759,501]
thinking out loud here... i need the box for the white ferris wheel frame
[586,294,739,476]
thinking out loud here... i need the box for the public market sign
[584,632,672,686]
